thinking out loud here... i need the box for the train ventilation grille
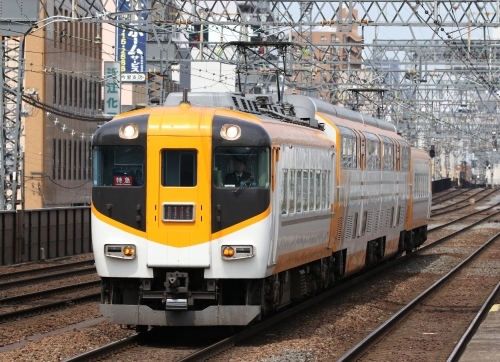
[385,209,392,229]
[366,211,373,233]
[345,215,353,239]
[231,96,240,110]
[399,206,406,225]
[375,210,382,232]
[336,216,343,242]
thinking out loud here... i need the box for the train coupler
[164,271,189,310]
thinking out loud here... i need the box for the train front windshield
[213,147,270,188]
[93,146,145,187]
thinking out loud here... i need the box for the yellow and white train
[91,92,431,327]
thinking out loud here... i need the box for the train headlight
[220,124,241,140]
[119,124,139,139]
[221,245,254,260]
[105,244,136,259]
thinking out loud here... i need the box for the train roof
[164,92,396,133]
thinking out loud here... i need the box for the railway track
[431,188,497,216]
[1,190,492,361]
[338,230,500,361]
[431,188,471,204]
[61,195,500,361]
[0,258,100,324]
[0,259,96,290]
[67,206,500,361]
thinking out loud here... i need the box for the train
[91,91,432,328]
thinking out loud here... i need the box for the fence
[0,207,91,266]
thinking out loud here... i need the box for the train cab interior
[212,146,270,188]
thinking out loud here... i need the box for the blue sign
[116,0,147,82]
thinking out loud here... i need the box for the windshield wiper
[232,175,254,194]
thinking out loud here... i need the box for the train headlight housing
[119,124,139,139]
[220,124,241,140]
[105,244,136,259]
[221,245,254,260]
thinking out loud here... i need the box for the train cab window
[161,150,197,187]
[93,145,145,187]
[338,126,357,169]
[213,146,270,188]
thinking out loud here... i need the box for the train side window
[161,150,197,187]
[380,135,395,170]
[315,170,321,210]
[296,170,302,212]
[281,169,288,214]
[93,145,145,187]
[302,170,309,212]
[289,169,296,214]
[338,126,357,169]
[322,170,329,209]
[401,141,410,172]
[309,170,315,211]
[363,131,380,170]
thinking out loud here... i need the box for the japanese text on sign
[115,0,147,82]
[104,62,121,116]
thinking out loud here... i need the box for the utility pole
[0,1,39,210]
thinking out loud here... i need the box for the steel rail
[0,292,100,324]
[63,334,142,362]
[0,259,94,281]
[0,280,100,305]
[431,188,472,204]
[447,281,500,362]
[431,188,498,216]
[428,199,500,232]
[0,265,97,290]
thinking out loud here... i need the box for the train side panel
[408,149,432,230]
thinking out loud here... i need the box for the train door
[268,146,281,266]
[146,130,212,268]
[328,149,339,250]
[353,129,365,238]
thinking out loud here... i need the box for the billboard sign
[104,62,121,116]
[116,0,147,82]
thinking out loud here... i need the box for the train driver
[225,159,252,186]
